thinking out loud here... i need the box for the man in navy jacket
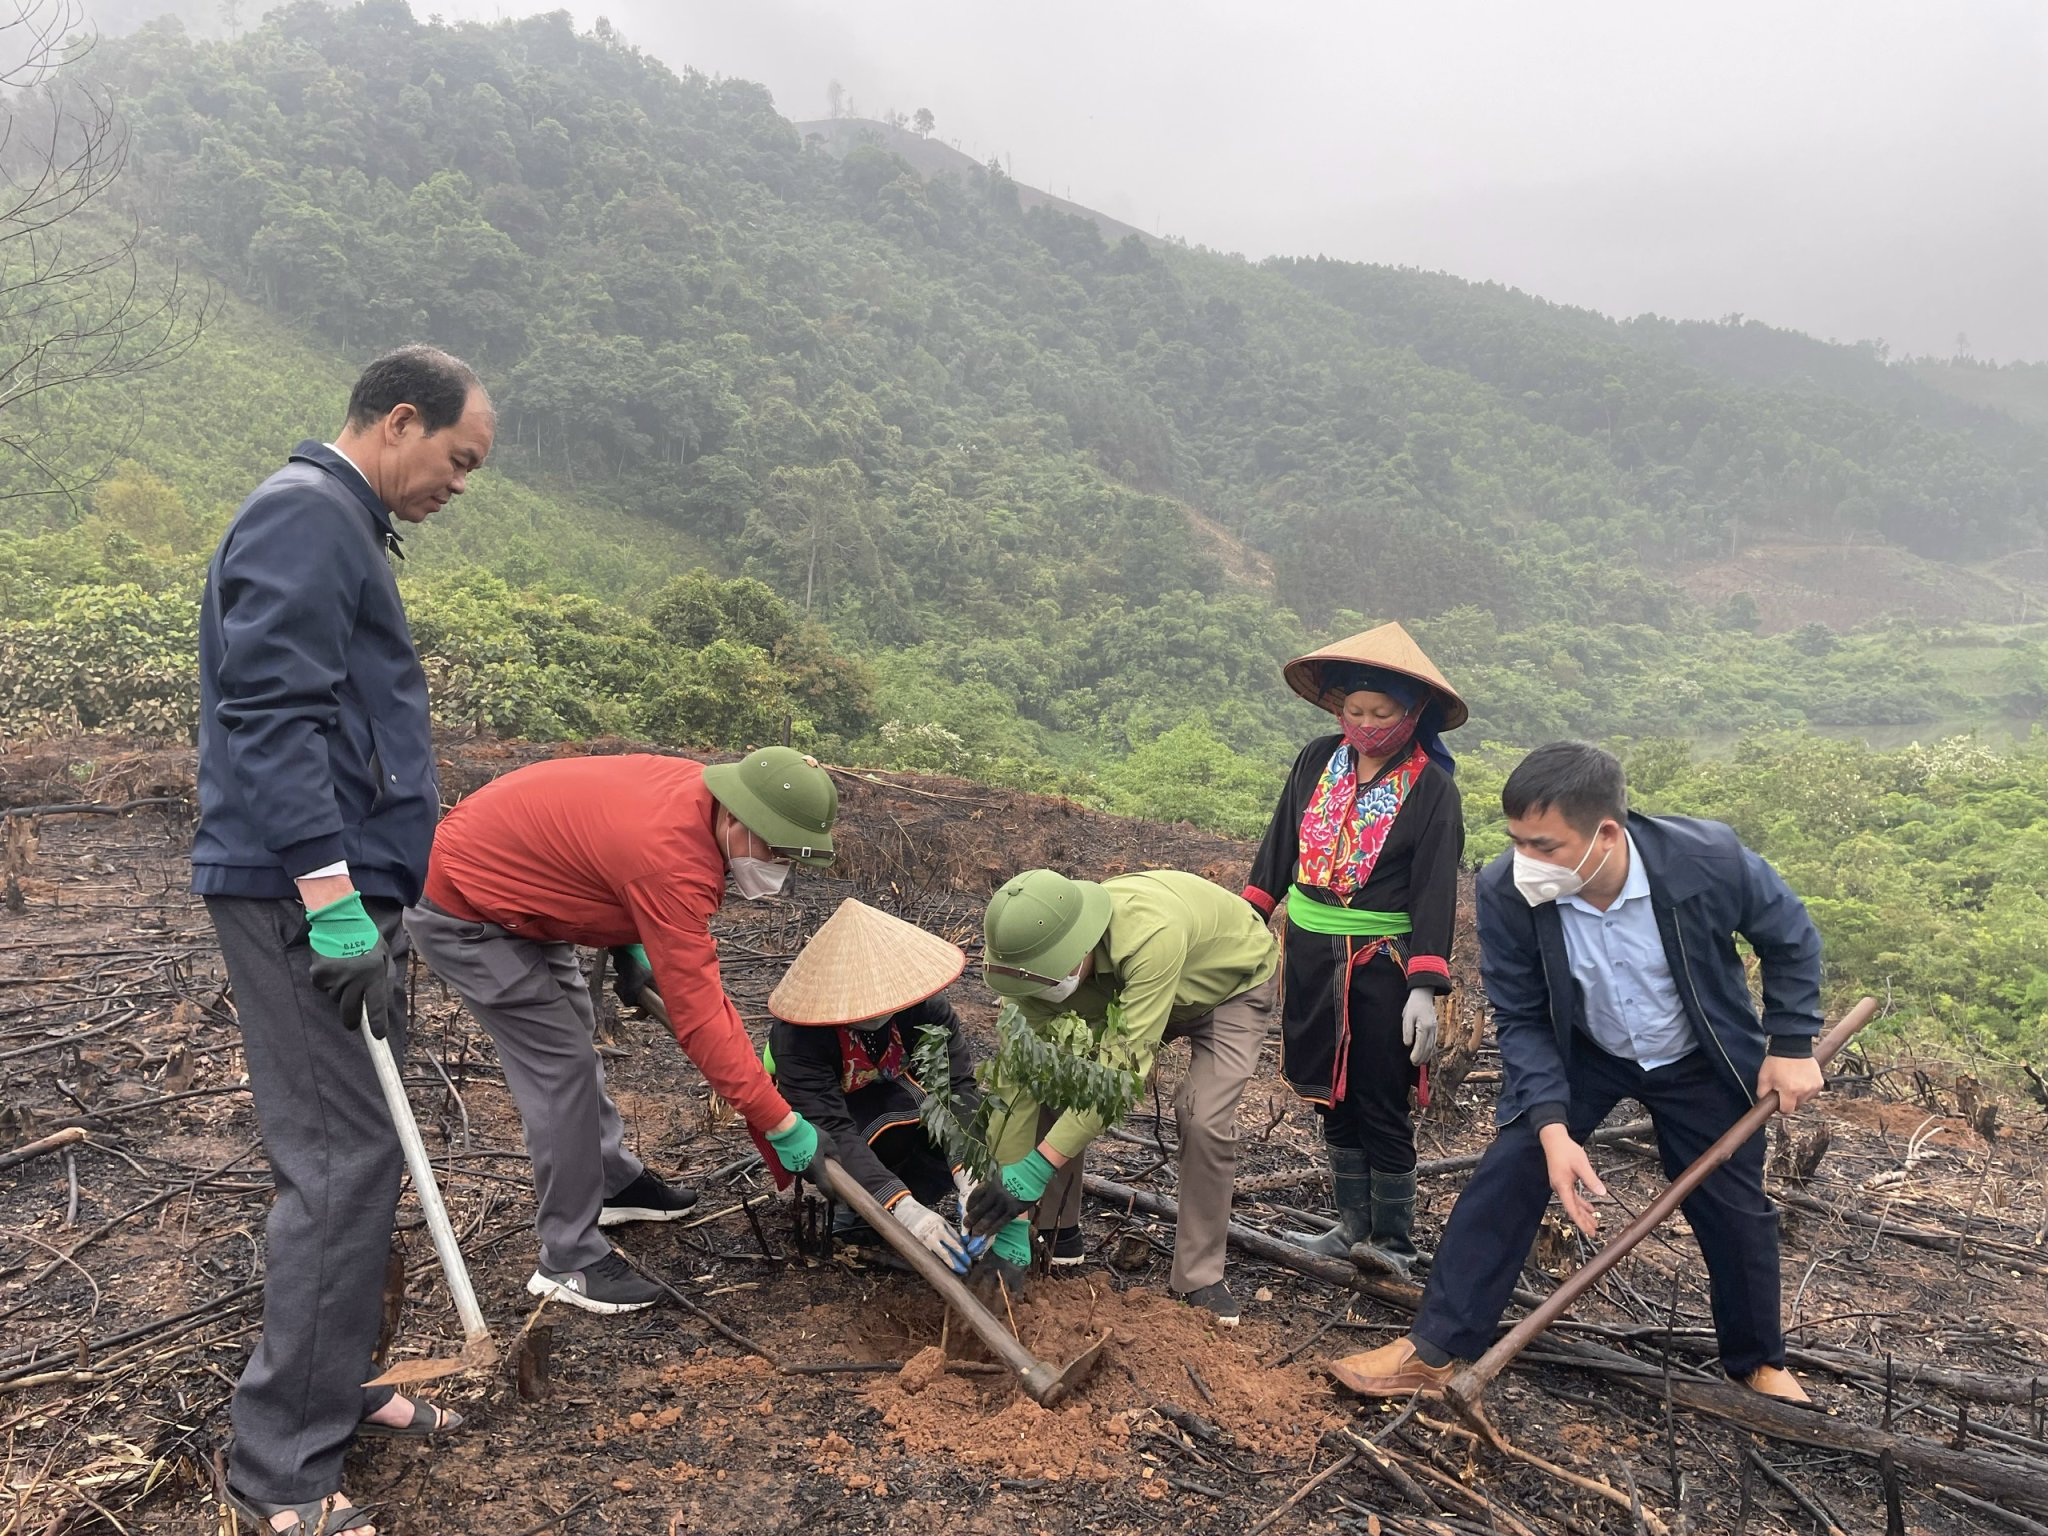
[194,346,492,1535]
[1329,742,1825,1404]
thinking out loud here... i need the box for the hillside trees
[0,0,209,508]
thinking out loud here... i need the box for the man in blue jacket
[194,346,493,1536]
[1328,742,1824,1404]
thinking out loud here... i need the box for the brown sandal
[356,1392,464,1439]
[225,1486,378,1533]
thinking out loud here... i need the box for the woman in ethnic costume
[1243,623,1465,1275]
[763,897,1085,1270]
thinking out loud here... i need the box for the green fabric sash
[1286,884,1412,938]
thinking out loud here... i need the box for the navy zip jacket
[191,442,439,905]
[1476,812,1823,1131]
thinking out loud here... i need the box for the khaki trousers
[991,974,1275,1291]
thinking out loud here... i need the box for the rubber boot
[1281,1142,1371,1258]
[1350,1168,1419,1277]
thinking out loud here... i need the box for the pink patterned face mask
[1342,710,1419,761]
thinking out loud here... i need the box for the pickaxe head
[1022,1331,1111,1407]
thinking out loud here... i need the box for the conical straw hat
[1283,621,1468,730]
[768,898,967,1026]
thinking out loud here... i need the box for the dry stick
[0,1125,86,1174]
[1229,1120,1653,1197]
[1778,1188,2048,1274]
[1935,1486,2048,1536]
[1411,1414,1674,1536]
[0,1012,137,1062]
[1742,1447,1846,1536]
[1788,1341,2047,1408]
[504,1491,603,1536]
[1443,996,1880,1415]
[1340,1430,1439,1514]
[0,797,184,820]
[1362,1434,1548,1536]
[1,1169,221,1306]
[1246,1449,1360,1536]
[781,1359,1006,1376]
[1266,1295,1354,1369]
[611,1243,784,1369]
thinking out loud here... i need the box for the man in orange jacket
[407,747,836,1313]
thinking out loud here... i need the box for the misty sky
[315,2,2048,361]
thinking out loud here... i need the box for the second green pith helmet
[702,746,838,867]
[982,868,1111,999]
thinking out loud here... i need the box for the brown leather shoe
[1740,1364,1812,1405]
[1327,1337,1456,1397]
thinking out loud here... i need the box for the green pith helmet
[702,747,838,867]
[982,868,1111,998]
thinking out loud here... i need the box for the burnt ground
[2,736,2046,1536]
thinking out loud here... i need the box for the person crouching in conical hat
[1243,621,1466,1277]
[764,899,1085,1275]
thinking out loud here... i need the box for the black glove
[609,944,654,1010]
[964,1178,1029,1237]
[308,944,393,1040]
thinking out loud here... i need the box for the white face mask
[1512,829,1613,907]
[728,855,792,901]
[720,817,792,901]
[1032,970,1083,1005]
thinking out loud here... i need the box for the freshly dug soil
[862,1286,1341,1476]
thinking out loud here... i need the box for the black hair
[344,345,486,434]
[1501,741,1626,834]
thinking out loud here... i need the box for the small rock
[1254,1286,1274,1302]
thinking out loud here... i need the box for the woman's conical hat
[767,898,967,1026]
[1283,621,1468,730]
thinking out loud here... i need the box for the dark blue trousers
[1414,1039,1783,1378]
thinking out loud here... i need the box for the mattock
[811,1152,1109,1406]
[361,1009,499,1386]
[634,984,1107,1406]
[1441,995,1880,1435]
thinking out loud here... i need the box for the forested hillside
[1,3,2044,1049]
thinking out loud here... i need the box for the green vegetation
[1,6,2043,1059]
[914,1004,1144,1180]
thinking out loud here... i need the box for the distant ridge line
[795,117,1157,249]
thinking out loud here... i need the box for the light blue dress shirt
[1557,834,1696,1070]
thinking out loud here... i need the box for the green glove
[609,944,654,1009]
[766,1114,821,1183]
[965,1149,1055,1234]
[304,892,391,1039]
[307,892,380,957]
[1000,1150,1056,1203]
[990,1218,1033,1268]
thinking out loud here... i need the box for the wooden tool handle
[1446,995,1879,1405]
[813,1154,1066,1403]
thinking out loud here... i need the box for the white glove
[893,1194,973,1273]
[1402,986,1441,1066]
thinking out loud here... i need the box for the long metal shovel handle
[364,1011,493,1357]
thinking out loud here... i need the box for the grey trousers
[206,895,406,1505]
[405,902,643,1272]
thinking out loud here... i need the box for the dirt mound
[856,1286,1340,1478]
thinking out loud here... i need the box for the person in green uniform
[970,868,1280,1324]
